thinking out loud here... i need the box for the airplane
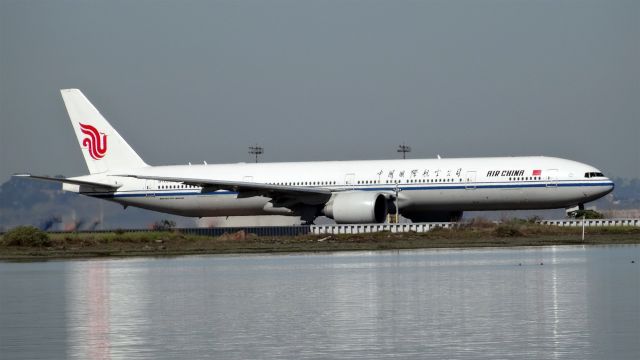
[16,89,614,224]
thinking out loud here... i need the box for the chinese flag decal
[532,169,542,176]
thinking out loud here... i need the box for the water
[1,246,639,359]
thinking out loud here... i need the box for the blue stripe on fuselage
[84,181,614,199]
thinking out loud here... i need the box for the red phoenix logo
[79,123,108,160]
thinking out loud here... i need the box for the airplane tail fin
[61,89,148,174]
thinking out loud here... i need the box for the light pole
[248,144,263,163]
[397,143,411,159]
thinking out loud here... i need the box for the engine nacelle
[322,192,388,224]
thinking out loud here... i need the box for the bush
[151,219,176,231]
[463,217,495,229]
[494,224,523,237]
[567,209,604,219]
[526,215,542,223]
[2,226,51,247]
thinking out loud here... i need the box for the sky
[1,0,638,183]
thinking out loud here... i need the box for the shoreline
[1,224,639,261]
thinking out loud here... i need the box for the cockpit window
[584,172,604,178]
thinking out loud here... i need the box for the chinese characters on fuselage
[382,168,463,179]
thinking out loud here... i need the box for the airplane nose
[602,178,615,195]
[606,177,614,188]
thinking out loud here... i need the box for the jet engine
[322,192,388,224]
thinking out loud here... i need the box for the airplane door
[465,171,477,190]
[545,169,558,187]
[145,180,156,197]
[344,173,355,186]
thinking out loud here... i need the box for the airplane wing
[117,174,332,205]
[14,174,122,190]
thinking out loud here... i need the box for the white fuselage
[66,156,614,220]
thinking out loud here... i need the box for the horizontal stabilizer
[14,174,121,190]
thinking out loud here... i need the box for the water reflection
[67,259,155,359]
[88,263,110,360]
[67,261,111,359]
[1,246,638,359]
